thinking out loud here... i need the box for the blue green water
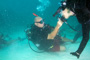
[0,0,90,60]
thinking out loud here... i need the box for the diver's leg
[60,45,66,51]
[76,24,89,54]
[61,37,73,42]
[70,24,89,58]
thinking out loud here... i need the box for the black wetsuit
[75,8,90,54]
[29,24,63,51]
[67,0,90,55]
[30,24,53,51]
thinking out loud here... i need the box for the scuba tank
[25,25,45,53]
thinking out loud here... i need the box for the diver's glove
[70,52,80,59]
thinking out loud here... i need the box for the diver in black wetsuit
[27,16,73,52]
[53,0,90,58]
[66,0,90,58]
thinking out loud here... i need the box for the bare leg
[61,37,73,42]
[60,45,66,51]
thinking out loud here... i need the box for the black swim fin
[70,52,80,59]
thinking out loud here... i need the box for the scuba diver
[0,33,7,48]
[0,33,24,49]
[26,16,73,52]
[0,33,13,49]
[53,0,90,58]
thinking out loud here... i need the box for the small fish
[33,13,38,16]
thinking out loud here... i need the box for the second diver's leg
[70,24,89,58]
[61,37,73,42]
[60,45,66,51]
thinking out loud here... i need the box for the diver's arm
[47,18,63,39]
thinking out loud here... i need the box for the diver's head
[34,16,44,28]
[62,8,74,19]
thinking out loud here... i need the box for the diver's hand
[57,18,63,28]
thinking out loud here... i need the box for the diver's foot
[70,52,80,59]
